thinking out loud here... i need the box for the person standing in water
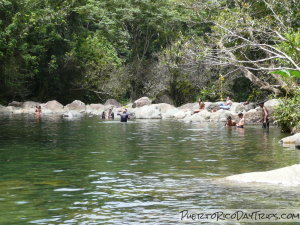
[258,101,269,128]
[35,105,42,117]
[118,109,129,122]
[236,112,245,128]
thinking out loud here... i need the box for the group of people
[102,108,130,122]
[193,97,269,129]
[225,101,269,129]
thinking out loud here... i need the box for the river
[0,115,299,224]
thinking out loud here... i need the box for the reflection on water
[0,115,299,224]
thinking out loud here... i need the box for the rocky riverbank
[0,97,280,123]
[2,96,300,148]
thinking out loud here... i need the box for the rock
[43,100,64,112]
[228,103,241,113]
[206,102,220,111]
[244,103,256,111]
[244,108,262,124]
[264,99,281,114]
[104,99,121,107]
[184,110,211,122]
[280,133,300,148]
[22,101,40,109]
[8,101,23,107]
[65,100,86,112]
[152,94,174,105]
[129,105,161,119]
[224,164,300,186]
[210,109,233,122]
[63,110,84,119]
[173,110,190,119]
[132,97,152,108]
[152,103,175,113]
[161,108,181,119]
[178,103,198,111]
[230,102,256,113]
[86,104,106,116]
[0,105,10,114]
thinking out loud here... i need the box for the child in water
[236,112,245,128]
[225,116,236,126]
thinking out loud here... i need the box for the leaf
[270,69,300,78]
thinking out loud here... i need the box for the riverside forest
[1,0,299,106]
[1,1,300,224]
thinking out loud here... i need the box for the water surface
[0,115,299,224]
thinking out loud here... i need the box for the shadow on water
[0,115,299,224]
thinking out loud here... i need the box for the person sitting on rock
[194,98,205,114]
[118,109,129,122]
[236,112,245,128]
[220,96,233,110]
[101,111,106,119]
[225,116,236,126]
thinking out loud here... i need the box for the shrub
[274,94,300,133]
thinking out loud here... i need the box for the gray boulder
[132,97,152,108]
[22,101,40,109]
[224,164,300,186]
[86,104,106,116]
[264,99,281,114]
[280,133,300,148]
[65,100,86,112]
[178,103,198,111]
[129,104,161,119]
[44,100,64,110]
[244,108,262,124]
[152,94,174,105]
[104,99,121,107]
[8,101,23,107]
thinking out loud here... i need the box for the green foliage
[197,85,220,102]
[274,93,300,133]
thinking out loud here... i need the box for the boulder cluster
[0,97,281,123]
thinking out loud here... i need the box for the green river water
[0,115,299,224]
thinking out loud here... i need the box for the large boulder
[172,110,191,119]
[0,105,10,114]
[206,102,220,111]
[86,104,106,116]
[280,133,300,148]
[152,103,175,113]
[132,97,152,108]
[184,110,211,122]
[152,94,174,105]
[161,108,181,119]
[129,105,161,119]
[65,100,86,112]
[178,103,198,112]
[244,108,262,124]
[264,99,281,114]
[8,101,23,107]
[63,110,84,119]
[22,101,40,109]
[43,100,64,110]
[224,164,300,186]
[210,109,233,122]
[230,102,256,113]
[104,99,121,107]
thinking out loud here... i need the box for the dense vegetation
[0,0,299,106]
